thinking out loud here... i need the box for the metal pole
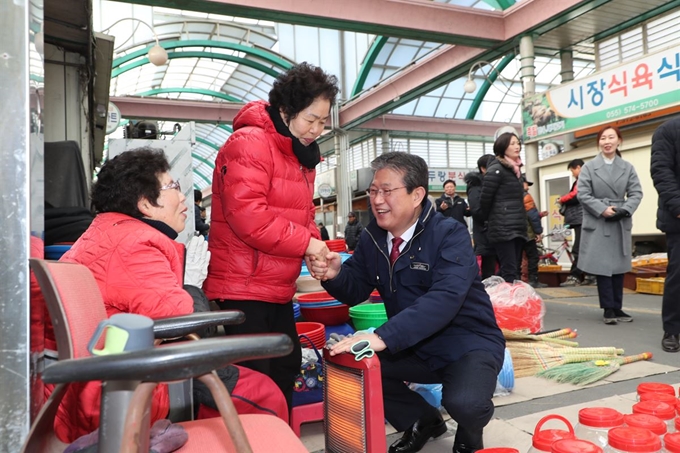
[519,35,539,199]
[0,0,42,448]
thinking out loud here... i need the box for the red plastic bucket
[637,383,675,398]
[533,415,576,452]
[607,427,661,453]
[664,433,680,453]
[551,439,602,453]
[623,414,667,436]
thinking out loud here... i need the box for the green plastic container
[349,303,388,330]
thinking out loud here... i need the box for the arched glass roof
[102,0,593,190]
[391,54,595,123]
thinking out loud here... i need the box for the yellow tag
[594,360,610,366]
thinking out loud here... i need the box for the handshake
[305,238,332,281]
[605,207,631,222]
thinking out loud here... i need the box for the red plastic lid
[607,427,661,452]
[637,383,675,397]
[639,392,678,406]
[664,433,680,453]
[623,414,667,436]
[578,407,625,428]
[476,449,519,453]
[533,415,576,452]
[551,439,602,453]
[632,401,676,421]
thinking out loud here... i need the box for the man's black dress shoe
[389,416,447,453]
[662,332,680,352]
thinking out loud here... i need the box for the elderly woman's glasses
[160,180,181,192]
[367,187,406,198]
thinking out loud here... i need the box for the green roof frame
[351,36,389,97]
[466,52,515,120]
[136,87,242,102]
[112,40,293,71]
[112,51,282,78]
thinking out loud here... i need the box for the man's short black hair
[371,152,429,207]
[477,154,495,172]
[91,148,171,217]
[567,159,585,170]
[194,189,203,203]
[443,179,456,188]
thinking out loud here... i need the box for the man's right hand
[308,251,342,281]
[440,202,448,210]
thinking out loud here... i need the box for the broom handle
[536,328,574,338]
[540,337,580,347]
[616,352,653,365]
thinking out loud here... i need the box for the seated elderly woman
[49,148,286,444]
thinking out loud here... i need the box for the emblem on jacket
[411,262,430,271]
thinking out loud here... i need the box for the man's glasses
[160,180,181,192]
[367,186,406,199]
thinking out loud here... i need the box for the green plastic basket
[349,303,388,330]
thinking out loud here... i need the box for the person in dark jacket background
[521,176,547,288]
[194,189,210,238]
[558,159,596,287]
[480,132,527,283]
[318,222,330,241]
[465,155,497,279]
[311,152,504,453]
[436,179,470,225]
[344,211,364,251]
[651,116,680,352]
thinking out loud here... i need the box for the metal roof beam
[109,0,506,47]
[111,96,243,123]
[359,115,521,137]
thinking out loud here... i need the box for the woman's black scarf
[266,105,321,169]
[140,218,178,240]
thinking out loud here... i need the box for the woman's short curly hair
[91,148,170,217]
[268,62,340,120]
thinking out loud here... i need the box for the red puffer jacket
[52,212,192,442]
[204,101,319,303]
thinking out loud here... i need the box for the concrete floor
[301,285,680,453]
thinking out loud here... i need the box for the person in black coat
[435,179,470,225]
[650,115,680,353]
[480,132,528,283]
[317,222,330,241]
[344,211,364,251]
[311,152,504,453]
[465,155,497,280]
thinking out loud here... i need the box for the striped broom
[536,352,653,385]
[508,344,624,378]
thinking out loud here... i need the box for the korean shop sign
[522,45,680,143]
[429,169,469,190]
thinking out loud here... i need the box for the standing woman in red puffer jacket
[204,63,339,411]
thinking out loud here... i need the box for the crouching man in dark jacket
[309,152,505,453]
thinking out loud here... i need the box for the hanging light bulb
[463,78,477,94]
[147,44,168,66]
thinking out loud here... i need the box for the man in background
[436,179,470,225]
[650,116,680,353]
[194,189,210,238]
[344,211,364,251]
[558,159,595,287]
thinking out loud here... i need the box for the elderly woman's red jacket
[51,212,191,442]
[204,101,319,303]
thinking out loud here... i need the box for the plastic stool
[290,401,324,437]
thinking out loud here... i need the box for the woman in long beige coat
[577,125,643,325]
